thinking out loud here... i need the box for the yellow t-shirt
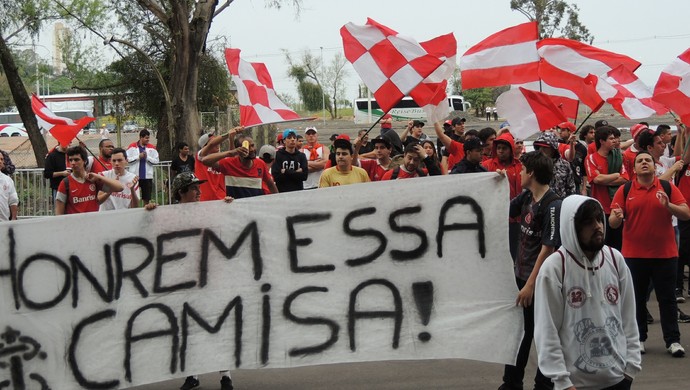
[319,166,370,187]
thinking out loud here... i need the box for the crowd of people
[1,114,689,390]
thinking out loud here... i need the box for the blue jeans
[626,257,680,347]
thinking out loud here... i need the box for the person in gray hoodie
[535,196,641,390]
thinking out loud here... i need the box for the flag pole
[76,136,108,171]
[575,111,595,133]
[362,111,388,139]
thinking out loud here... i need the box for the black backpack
[622,179,671,200]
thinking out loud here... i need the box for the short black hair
[98,138,112,147]
[594,126,615,150]
[520,151,553,185]
[574,199,604,238]
[464,129,479,138]
[176,141,188,151]
[656,124,671,137]
[111,147,127,159]
[478,127,497,143]
[139,129,150,138]
[579,124,594,141]
[637,130,657,152]
[66,146,88,162]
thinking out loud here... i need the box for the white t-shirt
[302,145,327,189]
[0,172,18,221]
[99,170,139,211]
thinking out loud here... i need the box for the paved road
[133,295,689,390]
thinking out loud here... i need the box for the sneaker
[180,376,200,390]
[680,309,690,323]
[221,376,234,390]
[640,342,646,354]
[646,308,654,324]
[668,342,685,357]
[677,289,686,303]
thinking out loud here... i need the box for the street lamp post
[103,35,174,150]
[320,46,325,127]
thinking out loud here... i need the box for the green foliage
[510,0,593,43]
[462,88,495,117]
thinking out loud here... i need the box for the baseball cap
[276,133,284,143]
[499,121,511,129]
[630,123,649,140]
[558,121,577,133]
[451,117,466,126]
[334,134,352,150]
[533,132,560,150]
[198,133,213,149]
[258,144,276,160]
[594,119,609,128]
[329,133,339,141]
[412,120,425,128]
[172,172,207,195]
[444,120,453,128]
[282,129,297,139]
[371,135,392,148]
[305,126,318,134]
[463,138,484,152]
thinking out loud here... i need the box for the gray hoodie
[534,195,641,390]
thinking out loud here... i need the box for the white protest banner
[0,173,523,389]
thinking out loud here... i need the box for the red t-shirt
[611,177,686,258]
[90,157,112,174]
[558,143,570,159]
[380,167,428,180]
[446,140,466,170]
[195,151,226,201]
[622,147,637,182]
[586,151,628,214]
[482,158,523,223]
[360,159,390,181]
[56,175,102,214]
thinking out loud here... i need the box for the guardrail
[13,161,173,218]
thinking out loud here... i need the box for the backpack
[622,179,671,200]
[555,246,620,287]
[391,166,426,180]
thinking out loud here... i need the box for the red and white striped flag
[588,65,667,119]
[224,48,302,128]
[31,94,95,146]
[459,22,539,90]
[340,18,446,114]
[537,38,641,111]
[409,33,457,123]
[513,81,580,120]
[496,87,568,141]
[653,48,690,125]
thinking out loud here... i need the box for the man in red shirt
[89,138,114,174]
[434,121,465,172]
[585,126,629,250]
[196,129,242,201]
[55,146,124,215]
[380,143,441,180]
[482,132,522,261]
[610,151,690,357]
[356,135,392,181]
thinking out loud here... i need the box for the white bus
[0,109,95,136]
[354,95,471,124]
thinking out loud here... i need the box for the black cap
[412,120,425,128]
[463,138,484,152]
[594,119,609,128]
[329,133,339,141]
[451,117,466,126]
[371,135,391,148]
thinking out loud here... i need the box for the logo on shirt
[567,286,586,308]
[89,184,96,191]
[604,284,619,305]
[574,317,622,373]
[524,211,532,224]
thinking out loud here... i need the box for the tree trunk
[0,33,48,167]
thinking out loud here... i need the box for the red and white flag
[537,38,641,111]
[459,22,540,90]
[588,65,668,119]
[514,81,580,120]
[224,48,302,128]
[653,48,690,125]
[340,18,445,114]
[496,87,567,141]
[409,33,457,123]
[31,94,95,146]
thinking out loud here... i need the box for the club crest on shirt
[89,184,96,191]
[524,211,532,224]
[567,286,586,308]
[605,284,619,305]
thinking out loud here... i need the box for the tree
[285,50,330,114]
[60,0,301,159]
[323,53,349,119]
[510,0,593,43]
[462,88,495,118]
[0,0,53,167]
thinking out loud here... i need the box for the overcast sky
[208,0,690,102]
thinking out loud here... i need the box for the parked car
[123,121,139,133]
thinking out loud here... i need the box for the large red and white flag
[496,87,567,140]
[588,65,668,119]
[224,48,302,128]
[409,33,457,123]
[514,81,580,120]
[340,18,446,114]
[459,22,540,90]
[653,48,690,125]
[31,94,95,146]
[537,38,641,111]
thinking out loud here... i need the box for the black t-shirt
[509,189,561,281]
[171,155,196,175]
[569,141,588,187]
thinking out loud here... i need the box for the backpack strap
[622,181,632,200]
[62,176,70,196]
[608,246,618,274]
[391,166,401,180]
[660,179,672,198]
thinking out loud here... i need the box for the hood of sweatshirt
[491,131,516,160]
[560,194,606,263]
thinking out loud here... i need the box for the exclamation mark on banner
[412,281,434,342]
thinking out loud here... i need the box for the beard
[580,233,605,253]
